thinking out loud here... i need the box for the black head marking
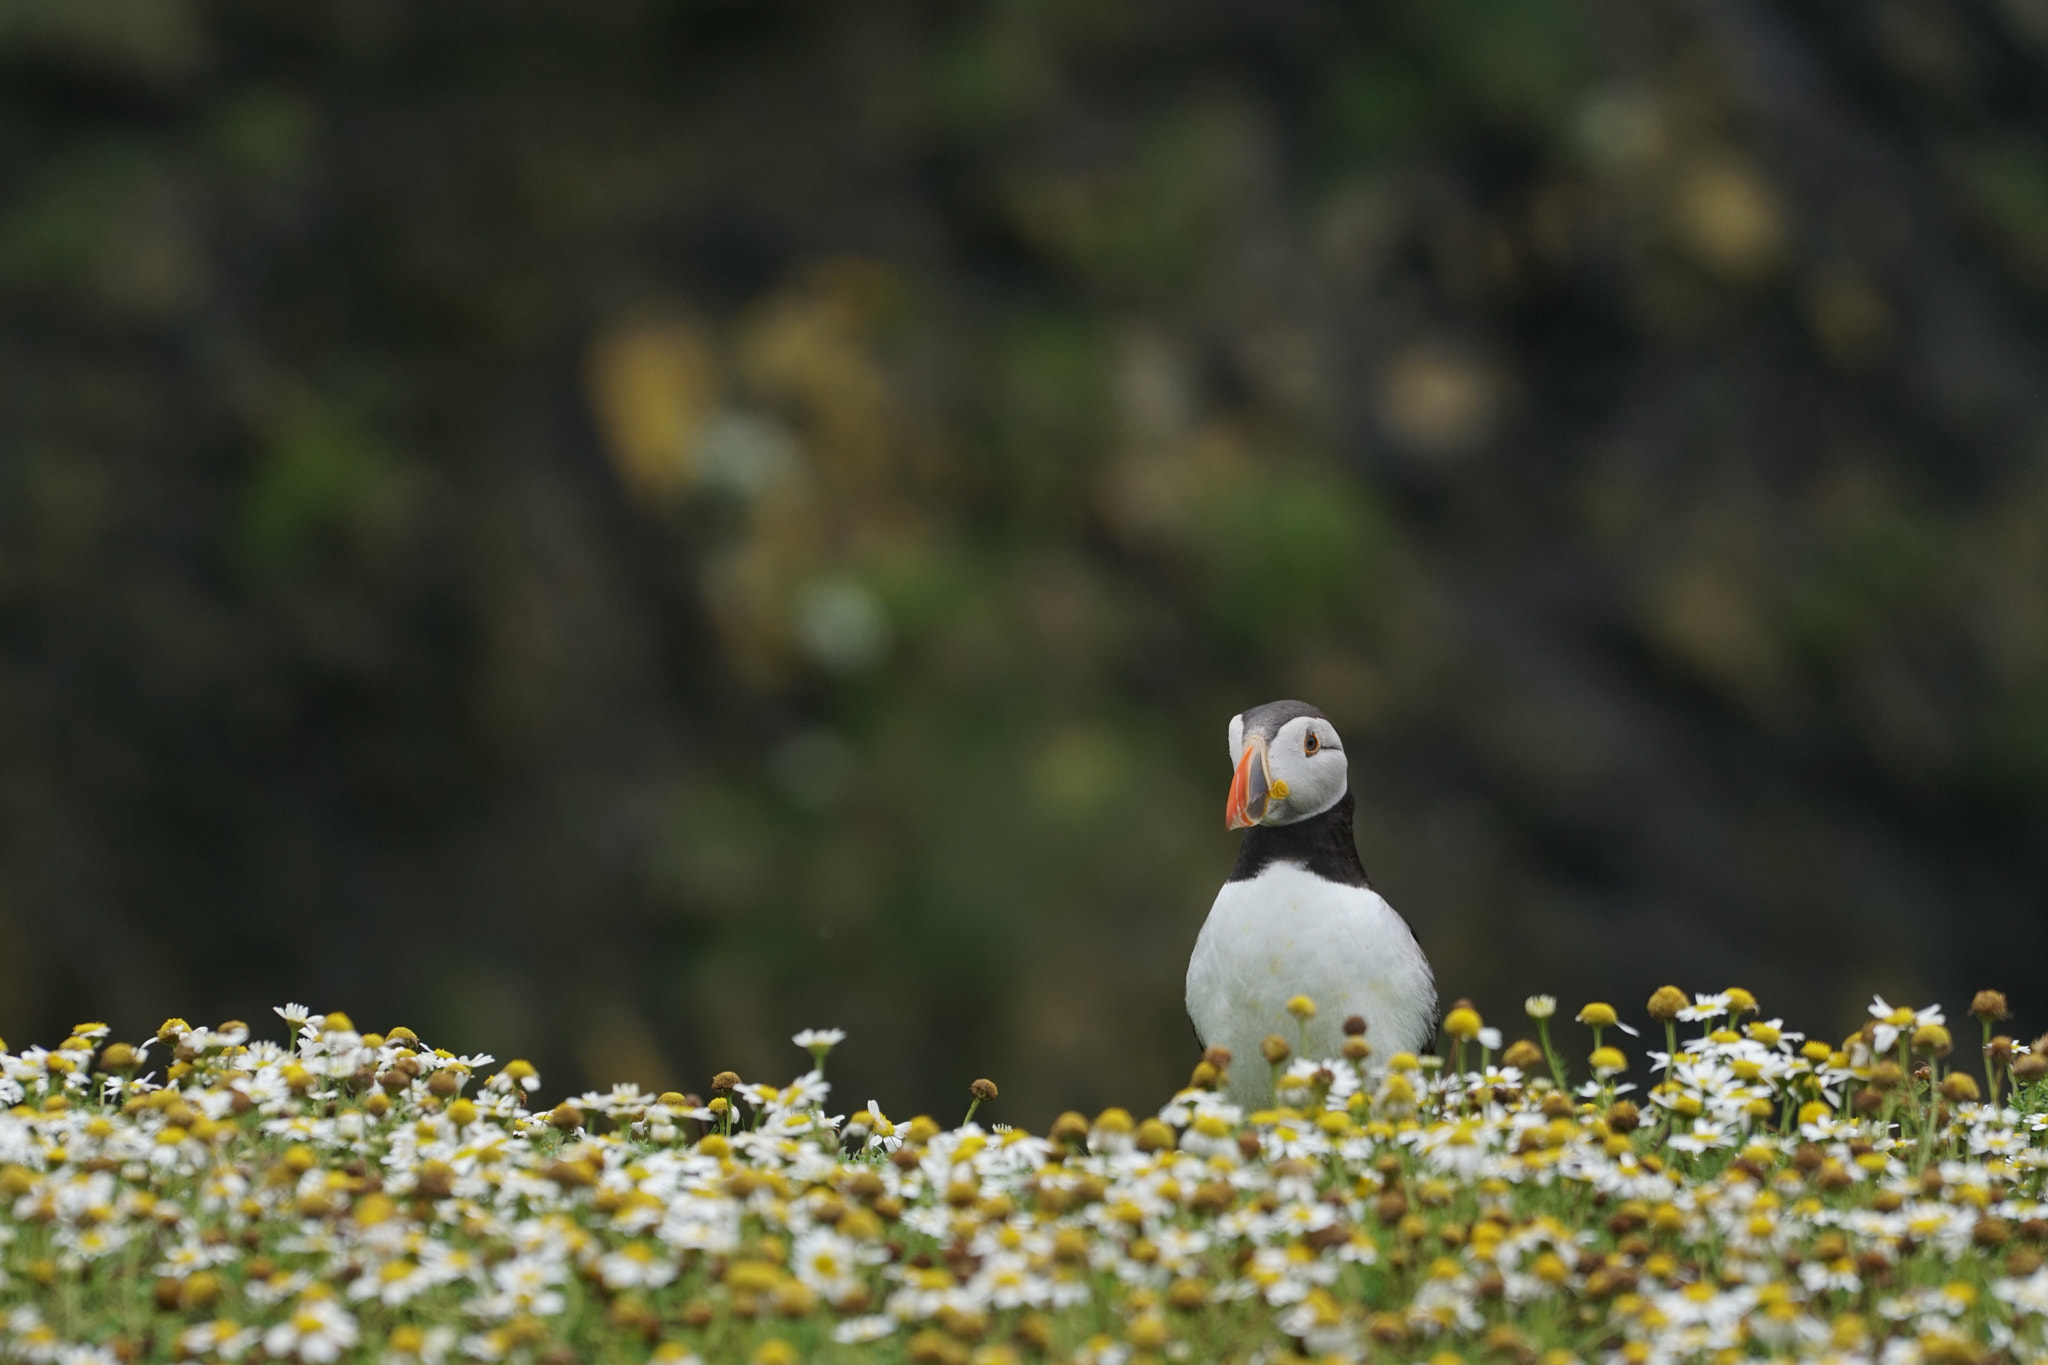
[1236,699,1327,744]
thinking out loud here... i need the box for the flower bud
[1577,1003,1618,1029]
[182,1272,222,1311]
[1911,1024,1951,1058]
[1260,1035,1291,1066]
[1939,1073,1980,1104]
[1285,995,1316,1022]
[1443,1004,1482,1041]
[1502,1039,1543,1071]
[1646,986,1687,1021]
[1048,1112,1089,1147]
[1134,1119,1176,1153]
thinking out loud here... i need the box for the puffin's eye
[1303,731,1320,756]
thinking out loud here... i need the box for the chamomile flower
[1868,997,1945,1054]
[793,1028,846,1052]
[262,1294,360,1364]
[830,1316,896,1344]
[595,1242,676,1291]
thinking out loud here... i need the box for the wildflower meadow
[2,989,2045,1365]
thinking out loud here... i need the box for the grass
[1,989,2044,1365]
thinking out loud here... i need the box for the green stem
[1536,1018,1568,1091]
[1981,1020,1998,1111]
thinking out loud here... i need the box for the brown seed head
[711,1071,741,1091]
[1203,1045,1233,1070]
[1260,1034,1291,1066]
[1501,1039,1544,1071]
[969,1078,998,1102]
[1971,990,2011,1022]
[1342,1015,1368,1037]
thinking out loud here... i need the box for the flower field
[2,990,2045,1365]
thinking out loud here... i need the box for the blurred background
[3,0,2047,1127]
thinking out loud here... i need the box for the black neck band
[1226,787,1371,887]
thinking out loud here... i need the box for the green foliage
[1200,471,1386,645]
[239,410,402,573]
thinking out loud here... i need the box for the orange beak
[1225,735,1271,830]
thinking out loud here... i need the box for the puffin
[1185,700,1436,1106]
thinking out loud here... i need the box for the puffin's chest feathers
[1187,862,1435,1061]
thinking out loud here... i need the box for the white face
[1227,712,1348,827]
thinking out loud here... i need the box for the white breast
[1186,863,1436,1108]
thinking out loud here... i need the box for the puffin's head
[1225,700,1347,830]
